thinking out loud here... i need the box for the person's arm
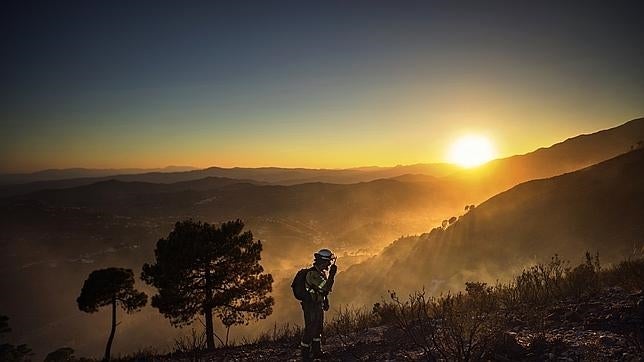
[306,269,332,295]
[326,264,337,292]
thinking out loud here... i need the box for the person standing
[298,249,337,360]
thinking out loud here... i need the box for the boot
[311,340,326,359]
[300,345,312,361]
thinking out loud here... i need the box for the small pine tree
[141,219,274,350]
[44,347,75,362]
[77,268,147,361]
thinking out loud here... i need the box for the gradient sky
[2,1,643,173]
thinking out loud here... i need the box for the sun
[447,135,496,168]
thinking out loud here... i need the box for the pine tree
[77,268,147,361]
[141,219,274,350]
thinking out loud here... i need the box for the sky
[2,0,643,173]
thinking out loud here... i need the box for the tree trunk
[204,268,215,350]
[104,296,117,362]
[204,307,215,350]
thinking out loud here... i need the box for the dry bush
[173,328,207,358]
[372,300,400,325]
[601,257,644,291]
[499,252,604,307]
[513,254,570,305]
[326,305,380,359]
[375,252,644,360]
[564,252,601,298]
[378,288,503,361]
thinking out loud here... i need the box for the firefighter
[300,248,337,360]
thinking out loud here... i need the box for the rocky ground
[505,287,644,361]
[159,287,644,361]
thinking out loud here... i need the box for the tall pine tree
[141,219,273,350]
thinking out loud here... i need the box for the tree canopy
[77,268,147,313]
[141,219,274,349]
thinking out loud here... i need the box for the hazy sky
[2,1,643,172]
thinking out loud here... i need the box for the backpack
[291,267,313,301]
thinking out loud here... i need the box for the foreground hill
[335,147,644,307]
[95,254,644,361]
[160,287,644,361]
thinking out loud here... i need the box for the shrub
[513,254,569,305]
[173,328,207,358]
[376,252,644,360]
[327,305,379,355]
[564,252,601,298]
[382,289,503,361]
[601,258,644,291]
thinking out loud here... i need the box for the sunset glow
[448,135,495,168]
[2,2,644,361]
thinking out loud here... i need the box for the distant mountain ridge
[0,166,199,185]
[0,163,461,198]
[2,118,642,199]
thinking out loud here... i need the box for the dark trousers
[301,300,324,346]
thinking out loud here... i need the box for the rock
[598,335,618,347]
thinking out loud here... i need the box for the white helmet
[314,248,334,262]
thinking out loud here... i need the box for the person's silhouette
[299,249,337,360]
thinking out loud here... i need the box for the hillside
[335,147,644,307]
[161,287,644,361]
